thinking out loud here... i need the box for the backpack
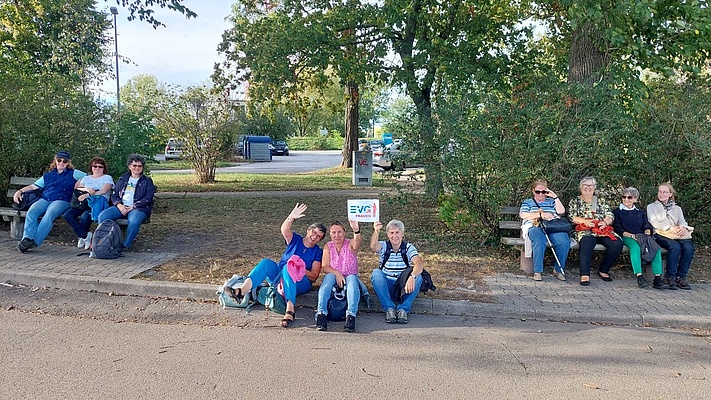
[254,281,287,315]
[90,220,124,259]
[11,188,43,211]
[327,286,348,321]
[217,275,251,309]
[380,240,410,270]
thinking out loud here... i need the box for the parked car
[270,140,289,156]
[368,140,384,152]
[374,139,418,171]
[164,138,184,159]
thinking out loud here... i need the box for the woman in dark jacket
[612,187,663,289]
[97,154,156,252]
[15,151,86,253]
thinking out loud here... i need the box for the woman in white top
[63,157,114,249]
[646,182,695,290]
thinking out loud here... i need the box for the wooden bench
[499,206,663,274]
[1,176,138,240]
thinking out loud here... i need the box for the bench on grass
[499,206,663,274]
[1,176,139,240]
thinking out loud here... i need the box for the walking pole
[540,224,564,278]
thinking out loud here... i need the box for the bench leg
[520,249,533,275]
[10,217,24,240]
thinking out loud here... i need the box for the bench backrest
[6,177,37,199]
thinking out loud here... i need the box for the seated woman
[519,178,570,282]
[370,219,424,324]
[63,157,114,250]
[15,151,86,253]
[97,154,156,252]
[612,187,663,289]
[568,176,623,285]
[647,182,695,290]
[315,220,363,333]
[225,203,326,328]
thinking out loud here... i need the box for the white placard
[347,199,380,222]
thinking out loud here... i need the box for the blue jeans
[317,273,360,317]
[23,199,70,246]
[63,208,92,239]
[247,258,312,304]
[654,235,694,279]
[528,227,570,273]
[371,268,422,313]
[98,206,148,248]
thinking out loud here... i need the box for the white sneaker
[84,232,92,250]
[77,237,85,248]
[533,273,542,281]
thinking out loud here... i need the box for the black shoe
[316,313,328,331]
[598,272,613,282]
[637,275,649,288]
[224,286,244,303]
[676,277,691,290]
[344,315,356,333]
[652,276,664,289]
[17,238,37,253]
[664,276,677,290]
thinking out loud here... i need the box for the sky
[96,0,235,101]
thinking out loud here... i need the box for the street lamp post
[110,7,120,114]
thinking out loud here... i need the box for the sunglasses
[129,164,144,168]
[621,195,635,200]
[56,158,69,164]
[92,165,105,169]
[534,190,549,194]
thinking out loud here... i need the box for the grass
[149,160,236,170]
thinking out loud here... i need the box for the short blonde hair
[658,182,676,201]
[531,178,548,190]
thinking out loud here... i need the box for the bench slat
[9,177,37,187]
[499,220,521,230]
[500,206,519,215]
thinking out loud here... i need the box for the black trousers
[578,235,624,276]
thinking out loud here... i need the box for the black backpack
[380,240,410,269]
[11,188,43,211]
[90,220,124,259]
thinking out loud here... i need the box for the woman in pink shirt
[315,220,362,333]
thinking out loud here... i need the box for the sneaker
[396,309,408,324]
[315,313,328,331]
[533,273,542,281]
[344,315,356,333]
[17,238,37,254]
[552,270,566,281]
[652,276,664,289]
[385,308,397,324]
[77,237,85,248]
[83,232,92,250]
[637,275,649,288]
[664,276,677,290]
[676,277,691,290]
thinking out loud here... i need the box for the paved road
[152,150,345,174]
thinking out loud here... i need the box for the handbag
[70,189,90,211]
[541,218,572,234]
[11,188,43,211]
[327,286,348,321]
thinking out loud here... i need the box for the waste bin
[244,136,272,161]
[352,151,372,187]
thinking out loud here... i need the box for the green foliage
[288,134,344,151]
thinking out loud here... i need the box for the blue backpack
[90,220,123,259]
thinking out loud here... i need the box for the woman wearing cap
[15,151,87,253]
[519,178,570,282]
[224,203,326,328]
[97,154,156,252]
[62,157,114,250]
[314,219,362,333]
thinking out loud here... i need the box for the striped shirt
[520,197,559,228]
[378,241,419,278]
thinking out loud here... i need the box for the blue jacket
[111,172,156,217]
[37,168,86,202]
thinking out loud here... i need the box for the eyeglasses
[534,190,549,194]
[56,158,69,164]
[582,184,596,188]
[92,165,104,169]
[129,164,144,168]
[658,191,670,194]
[621,195,635,200]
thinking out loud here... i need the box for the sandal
[281,310,295,328]
[225,286,244,303]
[580,276,590,286]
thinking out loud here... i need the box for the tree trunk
[341,82,359,168]
[568,21,609,84]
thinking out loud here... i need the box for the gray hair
[386,219,405,233]
[308,223,327,236]
[579,176,597,188]
[621,187,640,198]
[126,153,146,167]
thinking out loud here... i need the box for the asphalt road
[152,150,347,174]
[2,285,710,399]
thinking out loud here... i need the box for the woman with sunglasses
[224,203,327,328]
[519,178,570,282]
[97,154,156,252]
[62,157,114,250]
[15,151,87,253]
[612,187,664,289]
[646,182,694,290]
[567,177,623,286]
